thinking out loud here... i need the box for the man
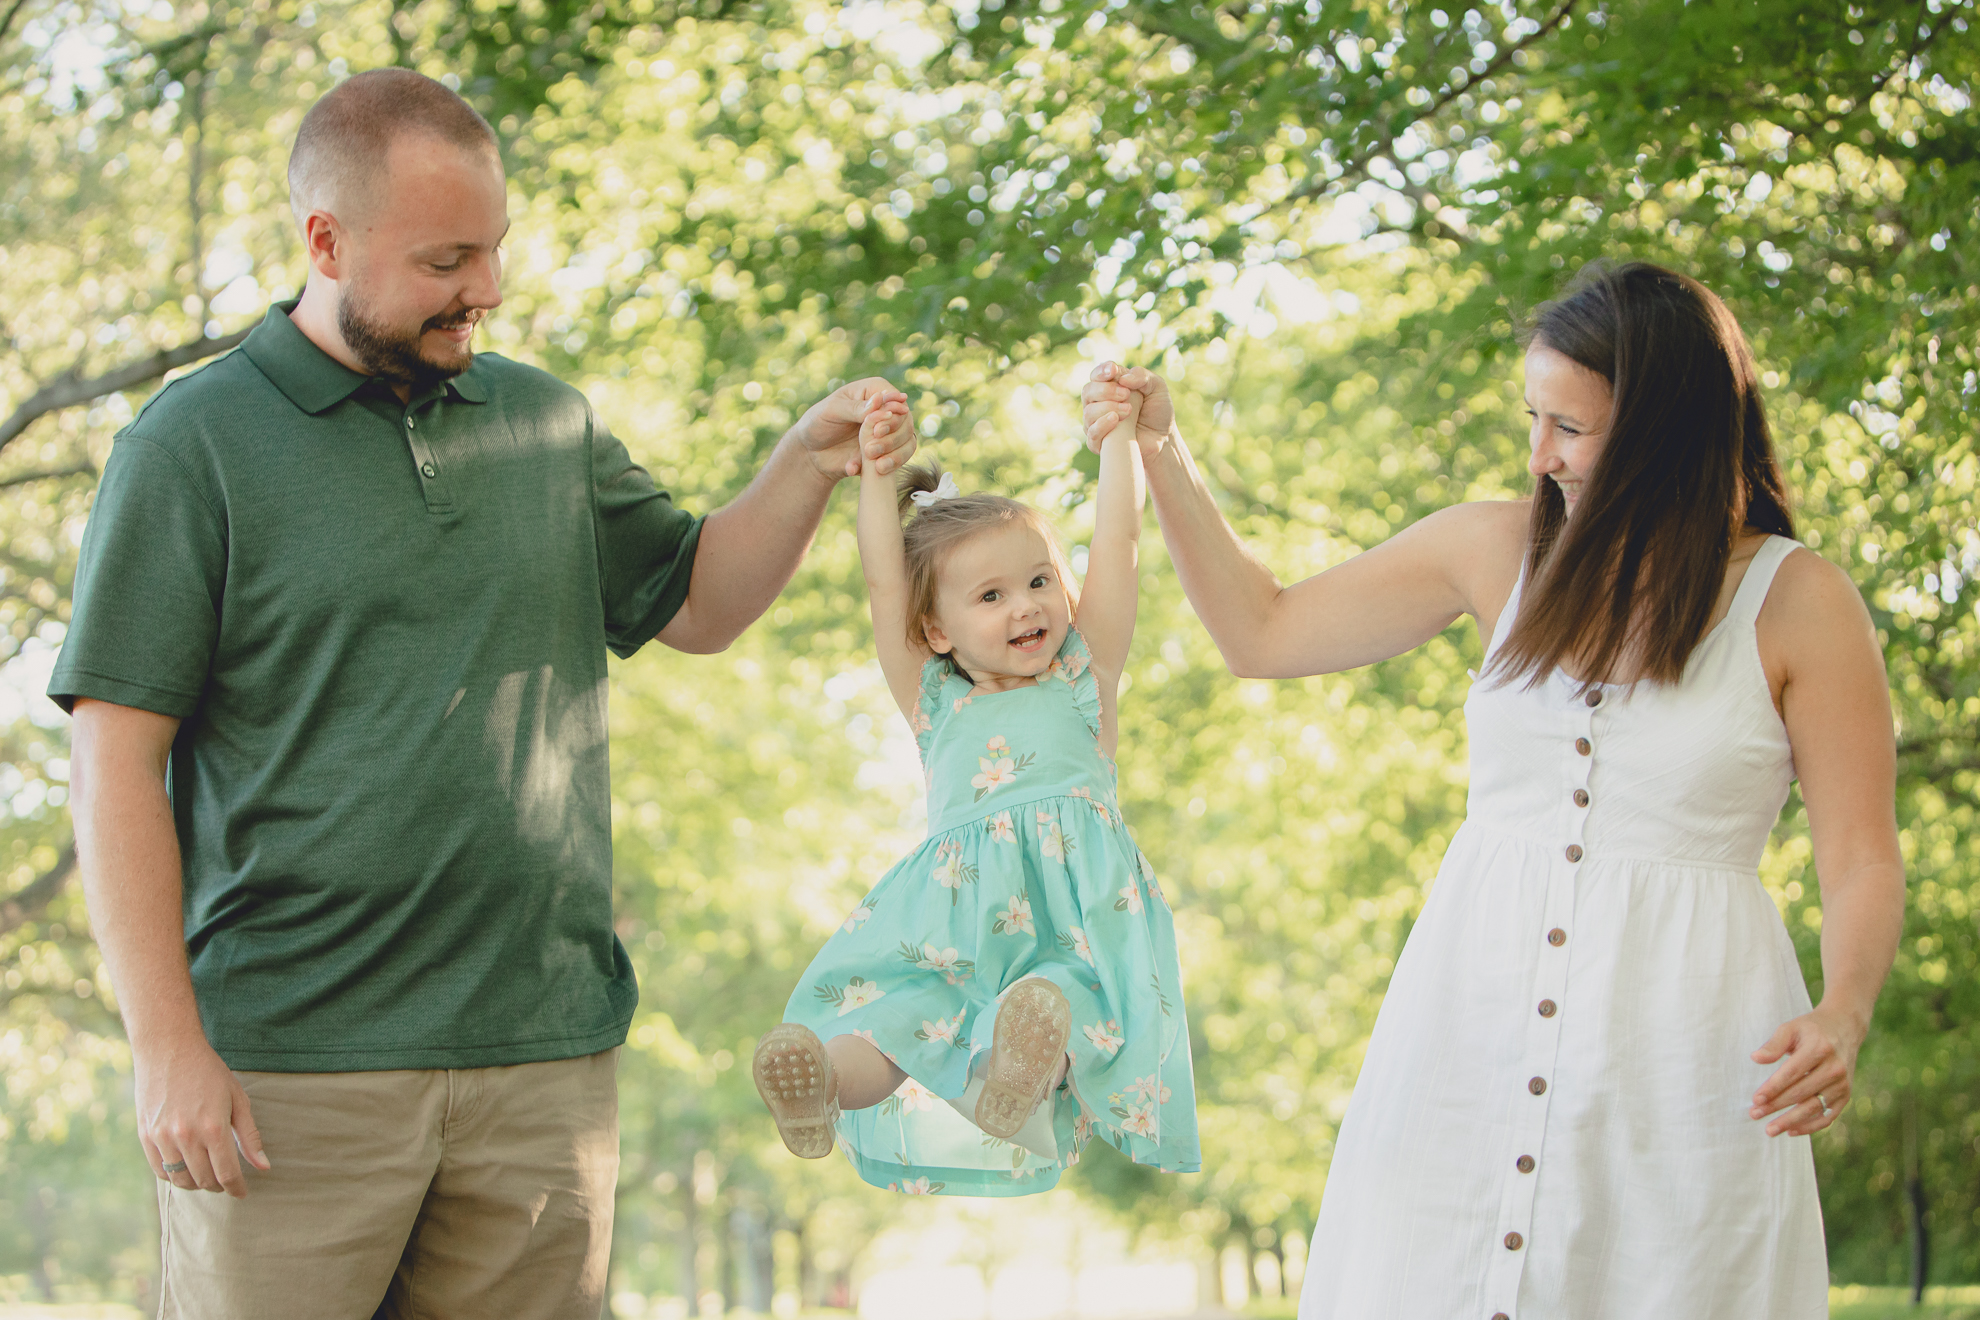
[52,68,913,1318]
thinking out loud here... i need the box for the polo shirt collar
[244,299,491,413]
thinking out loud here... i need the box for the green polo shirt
[49,302,702,1072]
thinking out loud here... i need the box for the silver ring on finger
[161,1159,188,1175]
[1818,1093,1832,1118]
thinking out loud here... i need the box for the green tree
[2,0,1975,1301]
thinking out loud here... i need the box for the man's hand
[797,377,915,479]
[1082,362,1175,459]
[135,1032,270,1198]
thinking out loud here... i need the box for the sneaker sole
[754,1024,840,1159]
[975,979,1070,1140]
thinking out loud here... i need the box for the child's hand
[859,396,915,474]
[1082,362,1174,460]
[797,377,913,478]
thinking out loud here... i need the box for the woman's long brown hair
[1489,261,1795,689]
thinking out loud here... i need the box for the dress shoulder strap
[1045,626,1103,740]
[913,655,962,759]
[1725,535,1801,627]
[1483,560,1528,662]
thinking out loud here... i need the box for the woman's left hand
[1749,1004,1865,1136]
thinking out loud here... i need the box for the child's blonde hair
[896,462,1078,671]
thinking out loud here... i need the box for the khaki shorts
[157,1049,619,1320]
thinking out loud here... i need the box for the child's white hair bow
[910,472,963,508]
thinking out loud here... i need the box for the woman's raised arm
[1081,363,1525,678]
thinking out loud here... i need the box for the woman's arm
[1748,549,1906,1137]
[857,399,929,720]
[1081,363,1524,678]
[1073,397,1145,758]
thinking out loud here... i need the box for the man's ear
[302,211,347,282]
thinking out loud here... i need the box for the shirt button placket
[404,403,453,513]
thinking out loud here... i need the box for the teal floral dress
[782,627,1199,1196]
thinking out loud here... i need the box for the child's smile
[924,523,1072,691]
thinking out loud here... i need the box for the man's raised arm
[658,377,913,654]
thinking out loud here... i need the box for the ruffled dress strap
[913,654,965,761]
[1043,626,1103,740]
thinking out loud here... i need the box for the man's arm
[657,377,912,654]
[71,698,268,1197]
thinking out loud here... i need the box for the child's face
[924,522,1071,687]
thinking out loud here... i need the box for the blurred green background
[1,0,1975,1311]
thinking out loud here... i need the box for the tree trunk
[1905,1091,1928,1303]
[794,1218,815,1309]
[678,1166,700,1312]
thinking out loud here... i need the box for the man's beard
[337,284,478,392]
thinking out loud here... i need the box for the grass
[1828,1285,1980,1320]
[1243,1286,1980,1320]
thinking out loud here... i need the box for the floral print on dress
[993,894,1035,936]
[1082,1019,1125,1054]
[931,839,977,904]
[972,735,1035,801]
[1115,881,1143,914]
[1037,811,1074,860]
[1116,1102,1159,1137]
[815,976,886,1016]
[915,1009,969,1049]
[844,898,877,932]
[890,1176,943,1195]
[1046,648,1089,684]
[987,811,1016,843]
[901,941,973,986]
[1058,927,1095,965]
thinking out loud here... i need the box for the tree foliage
[1,0,1975,1302]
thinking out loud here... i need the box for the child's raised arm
[1074,392,1146,752]
[857,400,930,720]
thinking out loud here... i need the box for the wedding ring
[1817,1094,1832,1118]
[161,1160,188,1174]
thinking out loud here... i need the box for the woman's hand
[1082,362,1173,460]
[1749,1003,1865,1136]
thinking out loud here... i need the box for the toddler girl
[751,392,1199,1196]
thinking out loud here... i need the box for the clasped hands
[825,360,1179,477]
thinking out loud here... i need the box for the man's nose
[465,253,503,310]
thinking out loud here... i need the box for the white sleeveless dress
[1299,534,1827,1320]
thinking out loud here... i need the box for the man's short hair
[288,68,498,225]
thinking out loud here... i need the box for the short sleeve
[47,435,226,718]
[1046,626,1102,740]
[591,407,704,659]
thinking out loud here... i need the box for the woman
[1081,262,1904,1318]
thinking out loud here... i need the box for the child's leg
[827,1034,908,1110]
